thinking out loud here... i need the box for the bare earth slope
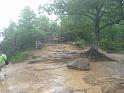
[0,43,124,93]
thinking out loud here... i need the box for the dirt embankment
[0,43,124,93]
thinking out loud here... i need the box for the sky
[0,0,50,31]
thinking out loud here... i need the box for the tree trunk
[94,4,102,48]
[81,47,116,61]
[82,4,117,61]
[95,27,100,48]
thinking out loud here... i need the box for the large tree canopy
[0,7,59,55]
[0,0,124,57]
[42,0,124,47]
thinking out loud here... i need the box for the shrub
[75,39,86,48]
[10,51,30,63]
[102,41,124,52]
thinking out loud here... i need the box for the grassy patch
[10,51,31,63]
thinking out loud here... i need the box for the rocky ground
[0,43,124,93]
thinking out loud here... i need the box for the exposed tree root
[81,47,117,61]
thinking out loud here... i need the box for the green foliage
[10,51,30,63]
[0,6,60,57]
[0,7,38,55]
[75,39,86,48]
[101,20,124,51]
[102,41,124,51]
[43,0,124,49]
[60,15,94,41]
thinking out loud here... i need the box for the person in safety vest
[0,51,8,77]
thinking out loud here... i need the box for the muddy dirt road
[0,44,124,93]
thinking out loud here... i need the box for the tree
[42,0,124,48]
[42,0,124,60]
[1,21,18,55]
[0,6,60,56]
[60,15,94,43]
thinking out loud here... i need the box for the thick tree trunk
[95,28,100,48]
[81,47,116,61]
[94,4,102,48]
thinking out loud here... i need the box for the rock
[101,77,124,93]
[27,58,43,64]
[67,58,90,70]
[53,88,74,93]
[50,51,80,61]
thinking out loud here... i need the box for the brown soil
[0,43,124,93]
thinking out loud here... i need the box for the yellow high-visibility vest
[0,54,7,64]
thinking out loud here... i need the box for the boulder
[67,58,90,70]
